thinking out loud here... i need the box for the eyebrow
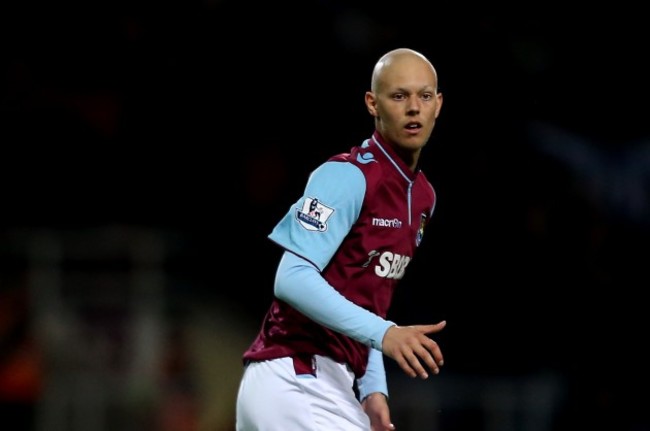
[391,85,436,93]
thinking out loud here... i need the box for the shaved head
[364,48,443,171]
[370,48,438,93]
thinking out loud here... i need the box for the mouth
[405,122,422,134]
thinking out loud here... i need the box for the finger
[394,353,418,378]
[405,350,432,379]
[415,344,441,375]
[421,336,444,366]
[372,423,395,431]
[417,320,446,335]
[380,412,395,430]
[397,346,442,379]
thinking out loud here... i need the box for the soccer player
[236,47,446,431]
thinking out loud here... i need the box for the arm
[359,344,394,430]
[272,160,445,386]
[276,251,395,430]
[357,348,387,400]
[274,251,395,351]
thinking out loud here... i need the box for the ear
[365,91,378,117]
[434,92,443,119]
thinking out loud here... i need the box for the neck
[394,147,420,172]
[373,129,422,172]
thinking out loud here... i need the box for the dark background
[1,2,649,430]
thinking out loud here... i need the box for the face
[365,55,443,156]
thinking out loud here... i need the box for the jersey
[242,130,436,378]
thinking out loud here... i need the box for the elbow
[273,276,289,301]
[274,251,320,303]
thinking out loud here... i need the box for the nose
[406,96,420,115]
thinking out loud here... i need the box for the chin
[399,137,427,151]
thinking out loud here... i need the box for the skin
[361,48,446,431]
[365,48,443,172]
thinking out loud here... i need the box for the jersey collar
[370,131,420,181]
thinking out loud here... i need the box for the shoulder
[305,160,367,204]
[308,159,365,186]
[319,140,386,189]
[330,145,386,180]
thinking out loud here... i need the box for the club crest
[416,212,428,246]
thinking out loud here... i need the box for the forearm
[357,347,388,400]
[274,251,395,351]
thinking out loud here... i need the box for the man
[236,47,446,431]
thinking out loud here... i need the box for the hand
[381,321,446,379]
[362,392,395,431]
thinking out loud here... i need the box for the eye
[392,93,406,101]
[421,93,434,101]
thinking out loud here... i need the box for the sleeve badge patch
[295,197,335,232]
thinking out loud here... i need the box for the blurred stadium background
[1,2,649,430]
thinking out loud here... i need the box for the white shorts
[236,355,371,431]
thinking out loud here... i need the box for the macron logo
[356,152,376,164]
[372,217,402,228]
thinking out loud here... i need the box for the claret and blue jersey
[243,130,436,378]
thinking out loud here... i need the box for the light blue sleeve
[269,161,365,271]
[274,251,396,351]
[357,348,388,401]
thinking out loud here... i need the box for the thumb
[419,320,446,333]
[380,418,395,431]
[381,410,394,430]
